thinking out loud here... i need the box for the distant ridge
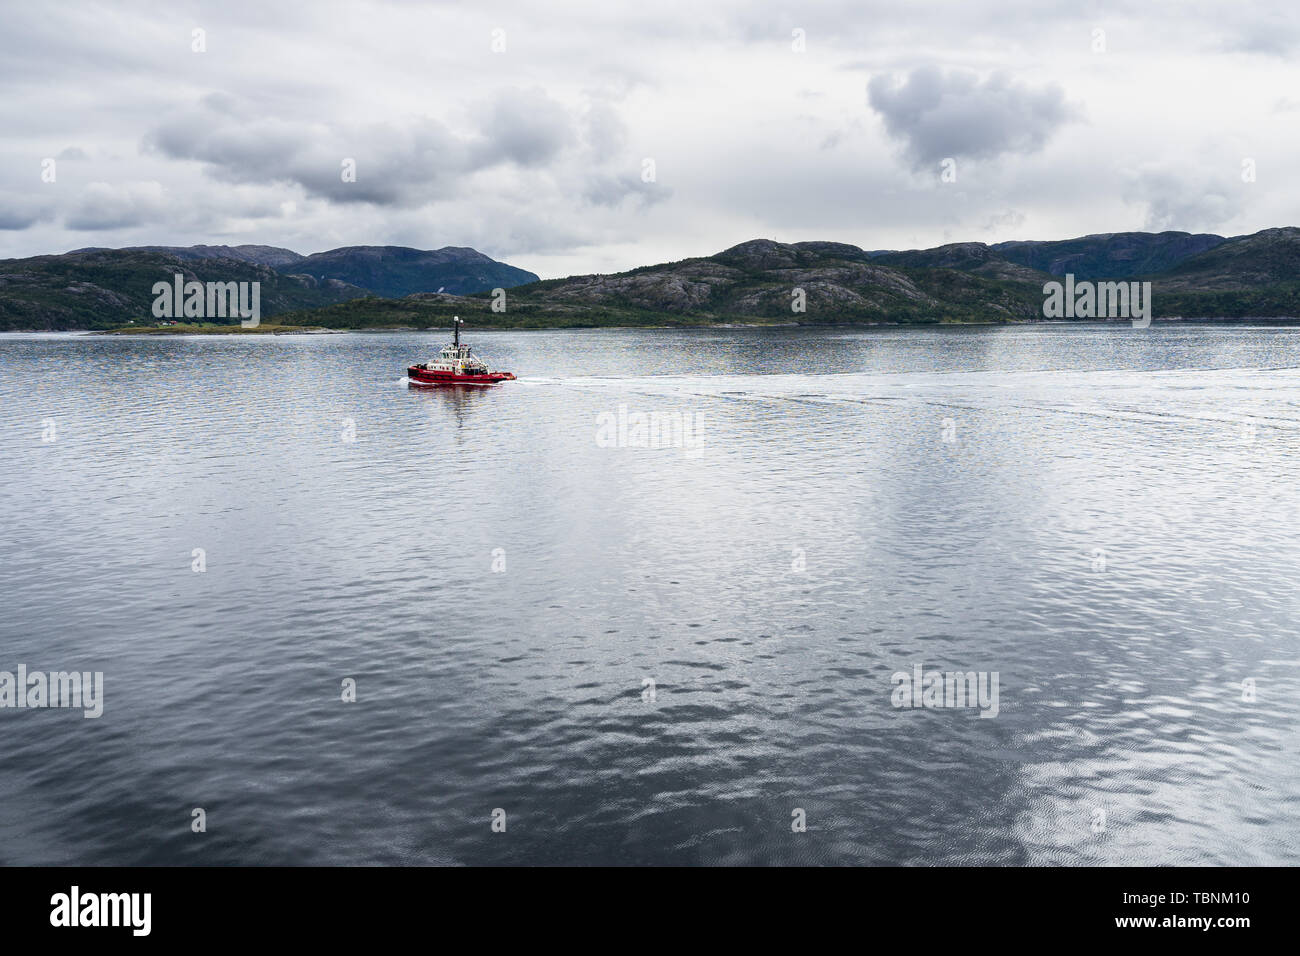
[7,228,1300,330]
[873,231,1231,280]
[277,226,1300,330]
[62,243,538,295]
[991,231,1229,279]
[292,245,539,297]
[0,243,539,330]
[69,244,305,269]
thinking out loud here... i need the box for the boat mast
[453,316,462,348]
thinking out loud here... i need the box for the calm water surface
[1,324,1298,865]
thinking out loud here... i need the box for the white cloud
[867,68,1078,168]
[0,0,1296,273]
[66,182,166,231]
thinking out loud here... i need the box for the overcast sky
[2,1,1298,277]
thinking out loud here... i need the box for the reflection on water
[0,325,1298,865]
[406,381,502,433]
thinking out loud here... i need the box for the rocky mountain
[70,244,306,269]
[277,228,1300,330]
[1139,227,1300,317]
[991,231,1228,279]
[512,238,1038,321]
[0,243,539,330]
[10,229,1300,331]
[871,231,1228,281]
[277,238,1045,330]
[0,250,366,331]
[869,228,1300,318]
[872,243,1049,283]
[292,245,539,297]
[1153,227,1300,289]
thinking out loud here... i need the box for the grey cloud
[581,102,628,162]
[0,212,38,230]
[146,106,469,205]
[66,182,164,231]
[981,209,1027,233]
[1214,10,1300,55]
[1123,166,1238,232]
[472,88,575,167]
[145,89,579,207]
[0,195,53,230]
[868,67,1077,169]
[582,172,670,209]
[0,0,1295,272]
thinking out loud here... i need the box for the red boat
[407,318,516,386]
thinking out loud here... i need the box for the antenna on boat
[453,315,462,347]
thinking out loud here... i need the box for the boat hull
[407,365,516,387]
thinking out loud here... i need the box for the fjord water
[1,325,1298,866]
